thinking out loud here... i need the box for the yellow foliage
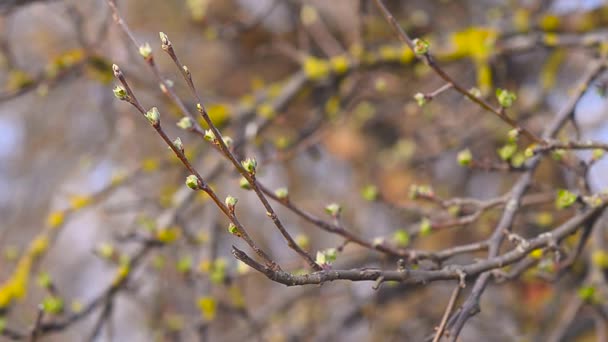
[329,55,350,75]
[200,103,231,128]
[399,45,414,64]
[6,70,34,92]
[540,50,565,90]
[110,171,127,186]
[142,158,160,172]
[592,250,608,269]
[475,62,492,95]
[238,94,256,110]
[0,256,33,308]
[85,55,114,84]
[46,211,65,229]
[250,77,265,91]
[229,284,246,309]
[535,211,554,228]
[112,264,130,286]
[159,185,177,208]
[513,9,530,32]
[542,33,559,46]
[300,4,319,26]
[348,43,364,61]
[156,226,182,243]
[538,14,560,31]
[449,27,498,62]
[197,296,217,321]
[45,49,85,78]
[30,236,49,257]
[69,195,92,210]
[379,45,400,61]
[529,249,544,259]
[268,83,282,98]
[303,57,330,81]
[324,96,340,118]
[256,103,275,119]
[187,0,209,22]
[198,259,212,273]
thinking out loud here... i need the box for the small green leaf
[185,175,200,190]
[498,143,517,161]
[360,185,379,201]
[42,296,64,314]
[176,117,193,130]
[393,230,410,247]
[419,218,432,236]
[176,256,192,273]
[324,203,342,216]
[577,285,596,302]
[555,189,577,209]
[457,149,473,166]
[496,88,517,108]
[413,38,430,55]
[275,187,289,200]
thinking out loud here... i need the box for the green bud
[225,196,238,207]
[159,32,171,48]
[172,137,183,152]
[228,223,239,235]
[145,107,160,126]
[419,218,432,237]
[551,149,565,161]
[496,88,517,108]
[468,87,482,98]
[372,237,385,247]
[584,195,604,208]
[498,143,517,161]
[324,203,342,216]
[37,272,52,289]
[457,148,473,166]
[409,184,434,199]
[241,158,257,174]
[113,85,128,100]
[393,229,410,247]
[315,248,337,265]
[222,136,233,148]
[204,130,216,143]
[112,63,122,77]
[555,189,577,209]
[507,129,519,143]
[511,152,526,167]
[577,285,596,302]
[185,175,200,190]
[42,296,64,314]
[176,117,193,130]
[138,43,152,59]
[176,256,192,273]
[275,187,289,200]
[413,38,429,55]
[524,145,536,158]
[414,92,426,107]
[361,185,379,201]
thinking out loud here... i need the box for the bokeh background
[1,0,608,341]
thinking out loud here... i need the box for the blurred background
[1,0,608,341]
